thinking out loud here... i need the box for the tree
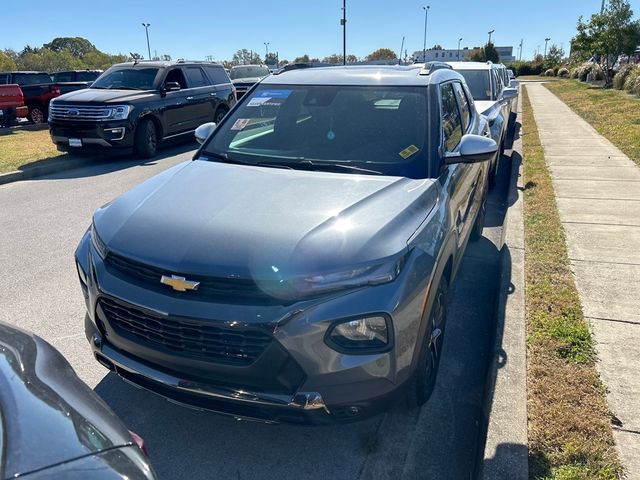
[468,48,484,61]
[432,44,443,50]
[231,49,262,65]
[293,54,310,63]
[467,43,500,63]
[545,44,565,68]
[365,48,397,61]
[265,52,278,65]
[322,53,343,64]
[16,48,84,72]
[44,37,96,58]
[0,51,16,71]
[346,54,358,63]
[572,0,640,81]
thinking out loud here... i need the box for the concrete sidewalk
[527,82,640,478]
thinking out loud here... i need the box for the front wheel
[214,107,228,124]
[134,118,158,158]
[405,280,449,409]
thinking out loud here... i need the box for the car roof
[110,61,223,69]
[446,61,493,71]
[262,64,464,86]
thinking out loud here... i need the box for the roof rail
[419,61,452,75]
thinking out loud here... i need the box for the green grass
[522,87,622,480]
[518,75,562,82]
[544,79,640,167]
[0,128,65,174]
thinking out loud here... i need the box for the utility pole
[487,29,495,45]
[457,37,462,60]
[518,39,523,61]
[264,42,270,62]
[399,36,405,65]
[544,37,550,59]
[141,23,151,60]
[341,0,347,65]
[422,6,430,63]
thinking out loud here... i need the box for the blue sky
[2,0,626,62]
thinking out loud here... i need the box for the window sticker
[231,118,251,131]
[256,89,292,98]
[399,145,419,159]
[246,97,272,107]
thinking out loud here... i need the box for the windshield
[91,68,158,90]
[203,84,430,178]
[456,70,492,101]
[230,66,270,80]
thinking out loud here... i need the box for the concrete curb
[480,93,528,479]
[0,156,98,186]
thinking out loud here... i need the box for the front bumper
[49,120,134,153]
[77,232,433,424]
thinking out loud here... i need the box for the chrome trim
[105,127,126,141]
[50,104,113,121]
[96,342,329,412]
[162,129,195,140]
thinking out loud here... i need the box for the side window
[164,68,188,89]
[184,66,208,88]
[453,82,471,131]
[204,66,231,86]
[0,74,8,84]
[440,83,463,152]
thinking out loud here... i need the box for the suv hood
[55,88,156,104]
[94,160,439,282]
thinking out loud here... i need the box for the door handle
[186,96,194,101]
[210,92,217,96]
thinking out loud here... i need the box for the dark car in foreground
[229,64,270,99]
[48,60,235,158]
[0,322,156,479]
[76,64,497,424]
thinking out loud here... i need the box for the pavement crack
[585,316,640,327]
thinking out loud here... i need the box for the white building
[412,46,515,63]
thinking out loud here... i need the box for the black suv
[48,61,235,157]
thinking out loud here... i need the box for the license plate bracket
[69,138,82,147]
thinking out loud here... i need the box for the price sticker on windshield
[399,145,419,159]
[231,118,251,131]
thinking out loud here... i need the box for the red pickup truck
[0,84,29,127]
[0,72,60,124]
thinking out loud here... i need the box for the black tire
[28,105,45,124]
[406,280,449,409]
[134,118,158,158]
[214,107,228,124]
[470,195,487,242]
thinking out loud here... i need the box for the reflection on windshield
[230,67,270,80]
[456,70,492,101]
[204,84,430,178]
[91,68,158,90]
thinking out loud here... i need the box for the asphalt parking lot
[0,121,516,479]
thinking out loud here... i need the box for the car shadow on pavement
[26,141,198,181]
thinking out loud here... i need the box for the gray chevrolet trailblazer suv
[75,64,497,424]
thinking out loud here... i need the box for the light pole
[518,39,523,61]
[487,29,495,45]
[422,6,430,63]
[457,37,462,60]
[544,37,550,59]
[264,42,270,62]
[141,23,151,60]
[341,0,347,65]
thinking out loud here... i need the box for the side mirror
[195,122,216,144]
[508,79,518,88]
[162,82,181,94]
[502,87,518,100]
[445,134,497,165]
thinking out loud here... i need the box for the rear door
[182,65,216,128]
[204,65,234,109]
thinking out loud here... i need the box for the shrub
[544,69,555,77]
[623,66,640,92]
[613,64,636,89]
[570,68,579,79]
[577,62,604,82]
[558,68,569,78]
[633,76,640,96]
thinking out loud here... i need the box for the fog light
[326,315,391,353]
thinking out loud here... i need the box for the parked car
[493,63,518,113]
[0,321,156,479]
[76,65,497,424]
[0,84,29,127]
[52,69,103,95]
[446,61,517,188]
[507,69,515,81]
[48,60,235,158]
[0,71,60,124]
[229,64,270,99]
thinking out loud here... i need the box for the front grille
[98,297,272,365]
[50,103,112,121]
[105,252,272,300]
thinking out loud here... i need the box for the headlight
[107,105,133,120]
[289,256,406,296]
[326,315,391,353]
[91,222,108,258]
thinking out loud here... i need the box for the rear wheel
[406,280,449,409]
[28,105,45,124]
[214,107,228,124]
[134,118,158,158]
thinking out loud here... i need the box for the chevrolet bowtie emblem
[160,275,200,292]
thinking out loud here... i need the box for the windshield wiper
[288,160,383,175]
[203,151,257,166]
